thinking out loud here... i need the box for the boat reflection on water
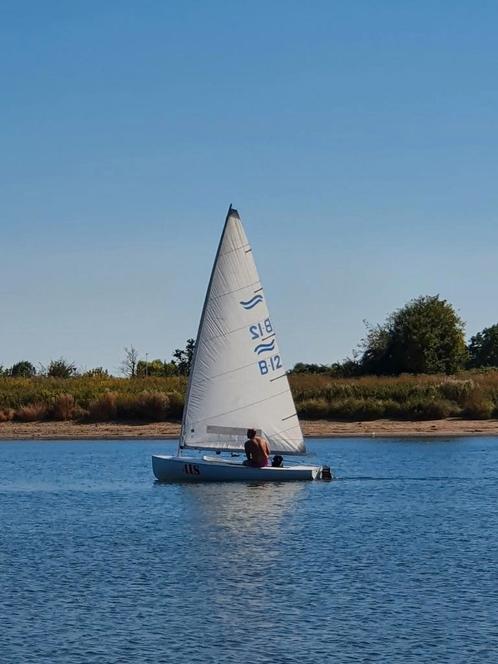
[177,482,308,628]
[179,480,306,537]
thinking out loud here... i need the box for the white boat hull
[152,455,323,482]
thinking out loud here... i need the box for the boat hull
[152,455,322,482]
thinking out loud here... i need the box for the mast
[178,204,237,452]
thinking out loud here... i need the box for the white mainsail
[180,207,305,455]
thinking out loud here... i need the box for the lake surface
[1,437,498,663]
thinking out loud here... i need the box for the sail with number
[180,207,305,455]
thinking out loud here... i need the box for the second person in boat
[244,428,271,468]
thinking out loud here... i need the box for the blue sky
[1,1,498,373]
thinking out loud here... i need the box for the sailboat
[152,206,331,482]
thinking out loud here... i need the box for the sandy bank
[1,418,498,440]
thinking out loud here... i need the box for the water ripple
[1,437,498,662]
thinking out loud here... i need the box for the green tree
[136,359,178,377]
[47,358,78,378]
[291,363,330,374]
[10,361,37,377]
[172,338,195,376]
[468,324,498,368]
[82,367,110,378]
[360,295,467,375]
[359,322,393,375]
[329,356,362,378]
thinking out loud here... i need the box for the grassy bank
[290,372,497,420]
[0,376,187,423]
[1,371,498,423]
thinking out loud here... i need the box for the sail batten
[181,208,305,455]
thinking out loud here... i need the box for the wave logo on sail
[240,294,264,310]
[254,339,275,355]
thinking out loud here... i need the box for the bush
[114,393,138,420]
[10,361,36,378]
[333,398,387,420]
[52,394,76,421]
[82,367,109,378]
[14,403,49,422]
[297,399,330,419]
[116,391,170,421]
[0,408,14,422]
[167,391,184,420]
[47,358,77,378]
[462,395,495,419]
[86,391,172,422]
[438,379,474,405]
[401,399,456,420]
[136,391,170,421]
[73,405,89,420]
[298,397,399,420]
[87,392,118,421]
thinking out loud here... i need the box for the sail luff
[182,207,305,455]
[179,205,235,447]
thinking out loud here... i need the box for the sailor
[243,428,270,467]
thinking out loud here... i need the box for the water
[1,437,498,663]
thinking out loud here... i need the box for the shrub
[116,391,171,421]
[462,395,495,419]
[47,358,77,378]
[87,392,118,421]
[298,397,399,421]
[0,408,14,422]
[167,391,184,420]
[297,399,330,419]
[10,361,37,378]
[14,403,49,422]
[87,391,172,422]
[438,379,474,405]
[326,398,390,421]
[73,405,89,420]
[136,391,170,421]
[82,367,109,378]
[114,394,138,420]
[52,394,76,421]
[401,398,456,420]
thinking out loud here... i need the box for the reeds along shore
[1,371,498,423]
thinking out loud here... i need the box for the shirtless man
[244,428,270,467]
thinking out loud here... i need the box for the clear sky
[1,1,498,373]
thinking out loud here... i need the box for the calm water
[1,437,498,664]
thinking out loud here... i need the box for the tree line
[0,339,196,379]
[3,295,498,380]
[291,294,498,376]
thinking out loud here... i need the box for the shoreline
[1,418,498,440]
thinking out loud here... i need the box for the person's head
[247,428,256,439]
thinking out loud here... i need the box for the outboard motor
[271,455,284,468]
[321,465,333,480]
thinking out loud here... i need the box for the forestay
[180,207,305,455]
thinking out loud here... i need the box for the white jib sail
[181,207,305,455]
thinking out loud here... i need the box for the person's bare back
[244,429,270,467]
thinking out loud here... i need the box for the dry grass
[290,371,497,420]
[0,408,14,422]
[1,370,498,422]
[52,394,76,420]
[14,403,49,422]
